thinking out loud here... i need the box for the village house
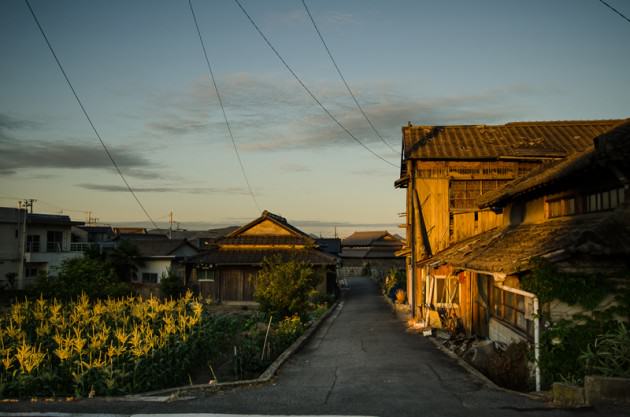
[395,119,626,317]
[339,231,404,278]
[0,207,86,289]
[188,210,338,304]
[119,238,199,297]
[409,120,630,389]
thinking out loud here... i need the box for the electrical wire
[188,0,261,213]
[24,0,158,229]
[233,0,398,168]
[598,0,630,24]
[301,0,397,153]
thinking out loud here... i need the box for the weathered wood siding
[416,178,450,255]
[219,268,256,302]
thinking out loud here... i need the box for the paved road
[1,277,627,417]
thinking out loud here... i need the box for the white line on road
[0,414,376,417]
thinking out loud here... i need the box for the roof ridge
[405,119,626,130]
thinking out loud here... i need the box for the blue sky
[1,0,629,237]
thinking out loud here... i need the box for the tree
[36,256,131,299]
[254,255,320,319]
[108,240,144,282]
[159,267,185,298]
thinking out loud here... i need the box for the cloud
[0,113,160,178]
[278,163,311,173]
[0,113,39,131]
[142,74,534,155]
[76,183,249,195]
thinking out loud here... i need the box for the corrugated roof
[424,209,630,275]
[192,248,337,266]
[403,119,625,160]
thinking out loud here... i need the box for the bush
[159,268,185,298]
[254,255,320,320]
[580,322,630,378]
[383,268,405,300]
[35,257,132,300]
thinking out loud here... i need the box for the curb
[383,295,543,402]
[123,299,344,401]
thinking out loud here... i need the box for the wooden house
[395,119,626,316]
[417,120,629,347]
[189,211,338,303]
[339,231,404,278]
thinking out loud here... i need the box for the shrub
[383,268,405,300]
[159,268,185,298]
[35,257,132,300]
[254,255,320,320]
[580,322,630,378]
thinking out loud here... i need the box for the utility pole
[86,211,99,224]
[16,199,34,290]
[168,211,174,239]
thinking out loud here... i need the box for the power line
[24,0,158,229]
[301,0,397,153]
[233,0,398,168]
[598,0,630,24]
[188,0,261,213]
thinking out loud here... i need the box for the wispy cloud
[76,183,249,195]
[278,163,311,173]
[142,74,534,154]
[0,113,159,178]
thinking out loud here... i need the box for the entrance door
[473,273,491,338]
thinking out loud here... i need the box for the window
[26,235,40,252]
[198,268,216,282]
[431,275,459,306]
[450,180,511,209]
[586,188,625,213]
[492,285,534,338]
[25,266,39,278]
[142,273,158,284]
[46,231,63,252]
[547,197,576,218]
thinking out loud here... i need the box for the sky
[1,0,629,237]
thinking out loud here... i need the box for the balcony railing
[70,242,93,252]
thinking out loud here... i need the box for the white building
[0,207,85,289]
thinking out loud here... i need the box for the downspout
[409,159,416,317]
[534,295,541,392]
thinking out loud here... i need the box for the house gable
[240,219,296,237]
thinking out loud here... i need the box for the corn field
[0,291,302,398]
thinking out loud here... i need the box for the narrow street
[1,277,627,417]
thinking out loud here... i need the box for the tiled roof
[478,120,630,208]
[192,248,337,266]
[226,210,313,242]
[478,149,594,208]
[220,235,311,246]
[340,246,401,259]
[423,210,630,275]
[342,231,403,247]
[130,239,197,257]
[403,119,625,160]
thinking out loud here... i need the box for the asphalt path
[1,277,627,417]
